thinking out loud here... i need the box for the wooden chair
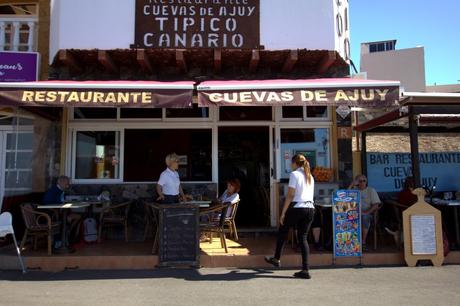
[20,204,60,255]
[200,203,231,253]
[371,204,384,250]
[224,200,240,241]
[143,200,157,242]
[98,200,132,243]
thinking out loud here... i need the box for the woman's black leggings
[274,206,315,270]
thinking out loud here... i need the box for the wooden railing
[0,16,38,52]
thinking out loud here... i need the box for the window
[123,129,212,182]
[281,106,329,120]
[280,128,330,180]
[166,104,209,118]
[306,106,328,118]
[73,108,117,119]
[369,41,395,53]
[120,108,162,119]
[220,107,272,121]
[73,131,120,180]
[345,8,348,31]
[282,106,303,119]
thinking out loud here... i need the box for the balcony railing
[0,16,38,52]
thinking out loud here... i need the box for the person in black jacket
[43,176,81,244]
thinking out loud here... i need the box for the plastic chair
[0,212,27,273]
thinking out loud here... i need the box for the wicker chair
[224,200,240,241]
[20,204,60,255]
[200,203,231,253]
[98,200,132,243]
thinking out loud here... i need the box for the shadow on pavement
[0,268,296,282]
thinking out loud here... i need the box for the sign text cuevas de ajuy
[134,0,260,49]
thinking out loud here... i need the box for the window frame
[69,127,124,184]
[71,107,214,122]
[279,106,332,122]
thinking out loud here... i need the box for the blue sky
[350,0,460,86]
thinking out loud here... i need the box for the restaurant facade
[3,0,435,267]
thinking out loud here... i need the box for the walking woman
[265,154,315,279]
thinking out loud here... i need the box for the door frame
[216,124,275,227]
[0,131,5,211]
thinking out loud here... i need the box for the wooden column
[409,107,421,188]
[38,0,51,80]
[361,131,367,177]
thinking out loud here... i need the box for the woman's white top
[219,190,240,204]
[288,167,315,208]
[158,168,180,196]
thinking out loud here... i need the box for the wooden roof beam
[175,50,187,73]
[213,49,222,74]
[317,51,337,74]
[58,50,82,74]
[249,50,260,73]
[98,50,118,73]
[282,50,298,73]
[137,49,154,74]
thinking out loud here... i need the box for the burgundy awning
[197,78,400,107]
[0,81,195,108]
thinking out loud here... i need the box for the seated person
[43,176,81,244]
[200,179,240,239]
[398,176,418,207]
[348,174,381,251]
[385,177,418,247]
[218,178,241,216]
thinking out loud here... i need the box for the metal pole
[409,107,421,187]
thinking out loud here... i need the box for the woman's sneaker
[264,256,281,267]
[294,270,311,279]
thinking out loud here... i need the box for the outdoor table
[182,200,211,208]
[430,198,460,247]
[37,202,90,254]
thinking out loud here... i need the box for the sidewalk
[1,266,459,305]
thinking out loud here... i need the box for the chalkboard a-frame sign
[158,204,200,267]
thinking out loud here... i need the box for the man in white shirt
[156,153,189,204]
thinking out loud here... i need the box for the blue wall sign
[367,152,460,192]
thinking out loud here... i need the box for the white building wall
[50,0,350,63]
[360,47,426,92]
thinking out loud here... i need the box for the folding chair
[0,212,27,274]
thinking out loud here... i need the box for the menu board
[410,215,437,255]
[332,190,362,257]
[158,204,200,267]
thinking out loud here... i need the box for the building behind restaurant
[358,39,460,194]
[1,0,398,235]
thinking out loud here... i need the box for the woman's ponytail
[292,154,312,185]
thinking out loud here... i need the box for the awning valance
[197,78,400,107]
[0,81,194,108]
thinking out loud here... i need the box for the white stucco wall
[360,47,426,92]
[50,0,348,63]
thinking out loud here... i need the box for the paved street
[1,266,459,306]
